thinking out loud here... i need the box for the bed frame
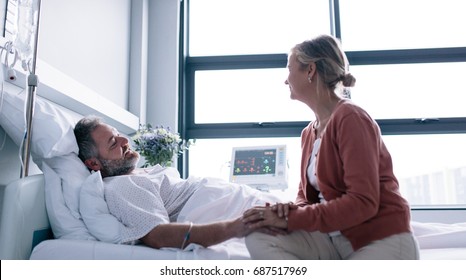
[0,172,253,260]
[0,174,53,259]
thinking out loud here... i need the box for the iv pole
[20,0,42,178]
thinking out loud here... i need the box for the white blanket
[411,221,466,249]
[176,177,283,259]
[179,177,280,223]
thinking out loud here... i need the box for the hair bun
[342,73,356,87]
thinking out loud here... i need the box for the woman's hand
[272,202,298,220]
[243,204,290,231]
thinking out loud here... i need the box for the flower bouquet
[132,124,193,167]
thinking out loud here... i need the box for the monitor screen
[230,145,288,191]
[232,148,277,176]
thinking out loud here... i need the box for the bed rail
[0,174,52,260]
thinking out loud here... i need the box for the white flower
[132,124,194,167]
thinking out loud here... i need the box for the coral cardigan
[287,99,412,251]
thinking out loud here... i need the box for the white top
[307,138,324,201]
[306,139,341,237]
[103,165,201,243]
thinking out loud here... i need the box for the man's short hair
[74,116,104,162]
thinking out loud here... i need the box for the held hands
[272,201,298,219]
[242,202,298,235]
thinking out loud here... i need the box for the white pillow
[0,89,78,159]
[43,153,91,220]
[42,162,96,240]
[79,171,124,244]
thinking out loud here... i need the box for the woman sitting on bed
[242,34,420,260]
[74,116,276,250]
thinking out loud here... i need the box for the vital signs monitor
[229,145,288,191]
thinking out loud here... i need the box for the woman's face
[285,53,310,102]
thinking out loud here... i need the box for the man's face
[90,124,140,177]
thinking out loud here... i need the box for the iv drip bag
[12,0,39,63]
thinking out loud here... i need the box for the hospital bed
[0,74,262,259]
[2,172,466,260]
[0,174,254,260]
[1,74,466,260]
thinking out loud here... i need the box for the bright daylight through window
[184,0,466,207]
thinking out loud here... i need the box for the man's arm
[140,217,250,249]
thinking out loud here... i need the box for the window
[349,62,466,119]
[339,0,466,51]
[194,68,310,124]
[182,0,466,208]
[189,0,330,56]
[385,134,466,205]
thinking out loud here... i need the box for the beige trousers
[245,230,420,260]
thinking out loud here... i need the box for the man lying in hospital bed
[0,86,280,259]
[73,115,279,250]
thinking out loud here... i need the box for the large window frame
[179,0,466,208]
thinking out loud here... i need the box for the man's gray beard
[99,153,140,177]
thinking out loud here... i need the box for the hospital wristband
[181,222,194,249]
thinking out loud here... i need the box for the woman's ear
[307,61,316,77]
[306,62,316,83]
[84,158,101,171]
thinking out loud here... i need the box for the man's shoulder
[103,174,159,198]
[103,174,135,183]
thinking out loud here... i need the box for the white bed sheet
[411,221,466,249]
[30,220,466,260]
[32,239,466,260]
[420,248,466,260]
[30,238,250,260]
[412,221,466,259]
[31,219,466,260]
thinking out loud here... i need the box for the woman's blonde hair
[291,34,356,95]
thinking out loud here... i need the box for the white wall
[128,0,148,123]
[35,0,179,130]
[37,0,131,109]
[2,0,139,132]
[5,0,178,132]
[0,0,137,187]
[146,0,180,130]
